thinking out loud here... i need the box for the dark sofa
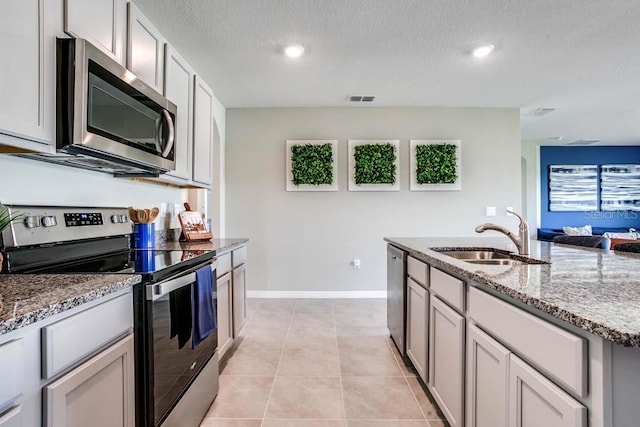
[537,227,631,242]
[552,235,611,249]
[613,242,640,254]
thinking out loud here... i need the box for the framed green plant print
[410,140,462,191]
[286,140,338,191]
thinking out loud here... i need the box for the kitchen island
[385,236,640,427]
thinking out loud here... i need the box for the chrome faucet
[475,209,530,256]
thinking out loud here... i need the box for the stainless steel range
[1,205,219,427]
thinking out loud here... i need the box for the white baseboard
[246,291,386,299]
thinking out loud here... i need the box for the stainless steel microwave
[25,38,177,177]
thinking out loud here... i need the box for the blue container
[133,223,155,248]
[135,250,157,273]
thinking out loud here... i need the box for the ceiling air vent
[567,139,601,145]
[525,108,556,117]
[349,95,375,102]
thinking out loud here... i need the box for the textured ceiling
[133,0,640,144]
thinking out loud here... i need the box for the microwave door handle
[161,109,175,157]
[154,116,163,153]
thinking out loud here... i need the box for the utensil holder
[133,223,155,248]
[135,250,156,273]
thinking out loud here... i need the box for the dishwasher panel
[387,244,407,356]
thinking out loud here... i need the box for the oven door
[137,260,218,426]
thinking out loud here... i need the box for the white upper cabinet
[127,3,165,93]
[0,0,56,149]
[163,44,195,182]
[64,0,127,64]
[192,76,214,187]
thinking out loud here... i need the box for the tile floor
[200,298,447,427]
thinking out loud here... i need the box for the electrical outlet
[486,206,496,217]
[353,259,361,270]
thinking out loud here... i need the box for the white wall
[0,155,186,228]
[210,97,226,237]
[521,141,541,236]
[226,107,522,293]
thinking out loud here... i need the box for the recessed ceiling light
[284,44,304,58]
[472,44,494,58]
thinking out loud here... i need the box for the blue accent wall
[540,146,640,229]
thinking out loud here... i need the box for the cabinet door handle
[392,255,397,259]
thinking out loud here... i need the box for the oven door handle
[146,260,217,301]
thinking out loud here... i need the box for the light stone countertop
[0,238,248,336]
[0,274,141,335]
[385,236,640,347]
[153,238,248,254]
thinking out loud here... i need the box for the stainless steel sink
[433,248,549,265]
[464,259,524,265]
[438,250,512,260]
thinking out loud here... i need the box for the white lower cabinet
[509,355,586,427]
[400,261,592,427]
[406,277,428,383]
[466,323,509,427]
[0,407,21,427]
[232,263,247,337]
[216,272,233,359]
[44,334,134,427]
[429,295,465,427]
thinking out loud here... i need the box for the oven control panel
[64,213,104,227]
[1,206,133,248]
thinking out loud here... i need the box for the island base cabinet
[232,264,247,337]
[466,323,509,427]
[0,407,21,427]
[44,334,134,427]
[217,272,233,359]
[428,295,465,427]
[509,355,586,427]
[406,277,428,383]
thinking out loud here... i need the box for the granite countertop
[0,238,247,336]
[154,238,249,254]
[385,236,640,347]
[0,274,141,335]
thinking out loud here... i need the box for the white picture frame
[348,140,400,191]
[285,140,338,192]
[410,140,462,191]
